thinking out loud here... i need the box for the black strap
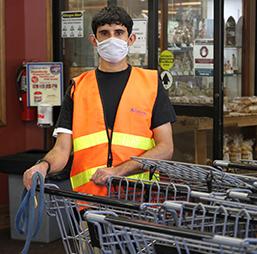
[96,72,114,167]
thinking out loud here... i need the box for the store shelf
[174,113,257,164]
[168,46,193,54]
[173,104,214,117]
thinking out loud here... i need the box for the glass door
[159,0,256,164]
[159,0,215,164]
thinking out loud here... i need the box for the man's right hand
[23,161,49,190]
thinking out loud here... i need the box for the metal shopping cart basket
[43,178,195,254]
[160,200,257,238]
[107,176,257,211]
[85,211,257,254]
[107,176,191,203]
[44,181,257,254]
[132,156,257,192]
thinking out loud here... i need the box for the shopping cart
[132,156,257,192]
[43,178,195,254]
[41,158,257,254]
[160,200,257,238]
[107,176,191,203]
[85,211,257,254]
[107,176,257,211]
[44,180,257,254]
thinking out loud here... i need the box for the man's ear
[89,34,97,47]
[128,33,136,46]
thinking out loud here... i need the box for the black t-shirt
[55,65,176,131]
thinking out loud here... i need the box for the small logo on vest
[130,107,146,116]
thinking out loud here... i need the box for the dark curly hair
[91,6,133,36]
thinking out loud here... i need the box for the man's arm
[91,122,173,185]
[23,133,72,189]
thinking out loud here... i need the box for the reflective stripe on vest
[74,131,155,153]
[70,165,151,189]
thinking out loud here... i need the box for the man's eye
[99,31,108,36]
[116,30,124,36]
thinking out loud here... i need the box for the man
[23,6,176,196]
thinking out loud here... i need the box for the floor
[0,227,64,254]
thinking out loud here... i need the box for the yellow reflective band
[112,132,155,150]
[73,131,155,152]
[70,167,159,189]
[73,131,108,152]
[129,171,150,180]
[129,172,160,181]
[70,165,105,189]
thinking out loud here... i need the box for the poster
[194,39,214,76]
[27,62,63,107]
[61,11,84,38]
[129,18,147,54]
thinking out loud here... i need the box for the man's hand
[91,167,117,185]
[23,161,49,190]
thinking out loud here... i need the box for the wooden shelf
[174,114,257,164]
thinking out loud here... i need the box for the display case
[165,2,214,106]
[158,0,256,164]
[162,0,245,107]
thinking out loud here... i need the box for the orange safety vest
[70,67,158,196]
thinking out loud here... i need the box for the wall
[0,0,49,204]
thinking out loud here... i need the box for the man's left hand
[91,167,116,185]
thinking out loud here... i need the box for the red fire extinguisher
[16,62,37,121]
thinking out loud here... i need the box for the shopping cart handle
[105,215,214,241]
[214,160,257,171]
[42,185,142,210]
[213,160,230,168]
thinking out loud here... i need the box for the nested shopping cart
[131,156,257,192]
[43,179,193,254]
[86,211,257,254]
[41,157,257,254]
[44,177,257,254]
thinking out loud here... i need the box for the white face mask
[96,37,129,63]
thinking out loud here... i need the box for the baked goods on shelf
[227,96,257,114]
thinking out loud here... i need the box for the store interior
[1,0,257,253]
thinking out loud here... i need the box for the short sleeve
[55,84,73,131]
[151,77,176,129]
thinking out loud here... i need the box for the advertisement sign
[159,50,174,71]
[61,11,84,38]
[194,39,214,76]
[27,62,63,107]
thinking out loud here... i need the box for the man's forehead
[97,23,127,32]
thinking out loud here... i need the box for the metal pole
[213,0,224,160]
[148,0,159,69]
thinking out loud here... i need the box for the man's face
[96,23,129,42]
[89,23,136,51]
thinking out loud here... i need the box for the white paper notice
[129,18,148,54]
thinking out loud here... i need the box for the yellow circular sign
[159,50,174,70]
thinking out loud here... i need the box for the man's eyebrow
[115,28,126,32]
[98,29,108,32]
